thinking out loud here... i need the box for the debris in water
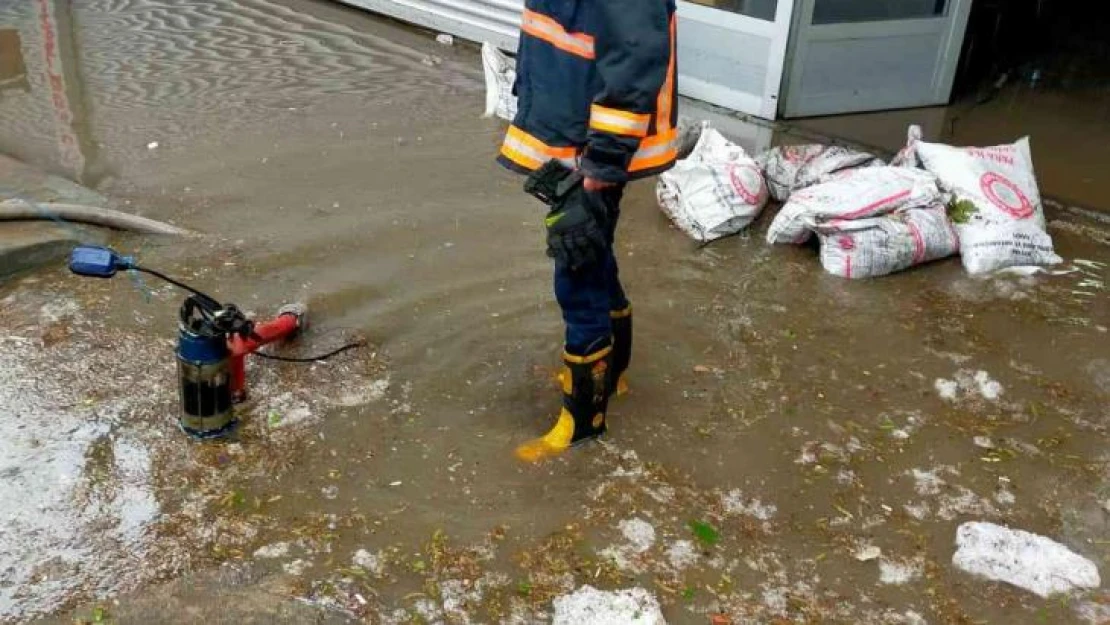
[335,378,390,407]
[552,585,666,625]
[436,33,454,45]
[147,141,159,150]
[996,266,1045,277]
[601,518,657,572]
[973,371,1003,400]
[952,521,1101,597]
[722,489,777,522]
[994,488,1016,506]
[0,308,161,621]
[934,370,1003,401]
[836,469,858,485]
[689,520,720,547]
[854,545,882,562]
[666,540,698,570]
[253,542,291,559]
[351,549,383,576]
[618,518,656,554]
[933,379,957,401]
[910,468,947,496]
[973,436,995,449]
[1074,599,1110,625]
[283,559,312,576]
[879,557,924,585]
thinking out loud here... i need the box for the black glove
[525,161,610,271]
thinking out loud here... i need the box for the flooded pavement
[1,0,1109,623]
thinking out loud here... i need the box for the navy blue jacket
[498,0,678,183]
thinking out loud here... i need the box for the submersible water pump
[68,245,314,439]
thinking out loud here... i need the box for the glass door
[781,0,972,117]
[676,0,796,119]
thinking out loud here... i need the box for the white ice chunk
[953,522,1100,597]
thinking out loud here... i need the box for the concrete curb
[0,154,108,280]
[0,221,82,280]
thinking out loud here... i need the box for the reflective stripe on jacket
[498,0,678,183]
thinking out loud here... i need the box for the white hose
[0,199,191,236]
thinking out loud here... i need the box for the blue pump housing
[177,327,229,364]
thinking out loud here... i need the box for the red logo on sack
[727,163,764,204]
[979,172,1034,219]
[783,146,806,163]
[838,235,855,251]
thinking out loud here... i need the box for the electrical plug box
[69,246,129,278]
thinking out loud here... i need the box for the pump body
[68,245,307,440]
[177,325,235,438]
[175,295,305,439]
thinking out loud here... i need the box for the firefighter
[498,0,678,462]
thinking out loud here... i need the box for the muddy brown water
[1,1,1109,623]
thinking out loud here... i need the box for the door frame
[676,0,796,119]
[781,0,973,117]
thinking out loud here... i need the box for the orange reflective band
[501,125,578,171]
[630,129,678,172]
[500,143,542,170]
[563,345,614,364]
[610,306,632,319]
[589,105,651,138]
[655,16,677,133]
[521,9,596,60]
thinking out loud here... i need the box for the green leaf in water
[947,198,978,224]
[267,410,282,427]
[91,606,108,623]
[689,520,720,546]
[682,586,696,601]
[517,581,533,597]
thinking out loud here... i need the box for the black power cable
[253,341,366,363]
[131,265,364,363]
[133,265,222,309]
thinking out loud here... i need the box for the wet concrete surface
[1,1,1109,623]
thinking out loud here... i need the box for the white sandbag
[481,42,517,122]
[957,222,1061,274]
[657,126,768,242]
[915,137,1062,274]
[890,124,923,169]
[674,118,706,160]
[817,205,960,279]
[755,144,882,202]
[766,167,942,245]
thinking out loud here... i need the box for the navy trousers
[553,185,628,356]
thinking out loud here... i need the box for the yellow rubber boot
[516,346,612,463]
[514,408,576,463]
[552,309,630,400]
[555,369,627,398]
[610,306,633,398]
